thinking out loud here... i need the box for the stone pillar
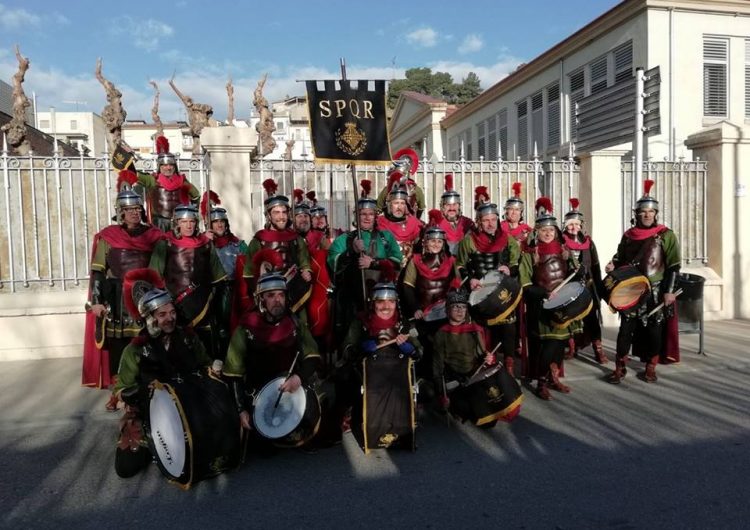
[578,149,629,327]
[685,122,750,320]
[200,127,259,240]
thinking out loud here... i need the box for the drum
[542,282,593,328]
[449,364,523,426]
[603,265,651,311]
[252,376,322,448]
[149,376,241,489]
[468,271,522,325]
[422,299,447,322]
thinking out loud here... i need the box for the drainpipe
[669,7,675,159]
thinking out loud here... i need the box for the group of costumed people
[82,141,681,488]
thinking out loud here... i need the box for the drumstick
[273,350,301,411]
[645,288,683,317]
[375,327,419,350]
[548,268,579,298]
[467,340,504,381]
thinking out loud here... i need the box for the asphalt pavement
[1,320,749,529]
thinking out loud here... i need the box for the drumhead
[149,384,187,479]
[253,377,308,439]
[469,271,503,306]
[543,282,584,310]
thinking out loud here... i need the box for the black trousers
[616,316,663,359]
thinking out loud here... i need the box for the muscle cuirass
[415,255,451,308]
[215,242,241,276]
[148,187,183,220]
[620,236,665,278]
[261,238,295,270]
[107,248,151,279]
[165,243,211,295]
[469,251,500,278]
[533,254,568,293]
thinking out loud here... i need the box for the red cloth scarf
[535,240,563,256]
[439,216,473,243]
[254,228,299,243]
[213,233,239,248]
[156,173,186,191]
[165,231,211,249]
[500,221,532,242]
[305,229,324,250]
[562,233,591,250]
[471,228,508,253]
[624,224,667,241]
[363,312,400,336]
[438,321,485,336]
[377,214,423,242]
[97,224,163,251]
[411,254,455,280]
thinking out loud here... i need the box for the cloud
[458,34,483,55]
[111,16,175,52]
[426,58,522,88]
[407,27,438,48]
[0,3,41,30]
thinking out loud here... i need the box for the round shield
[149,383,187,479]
[253,377,308,439]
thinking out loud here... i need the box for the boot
[639,355,659,383]
[536,379,551,401]
[564,337,576,360]
[593,339,608,365]
[504,356,514,377]
[607,357,628,384]
[548,363,571,393]
[105,392,120,412]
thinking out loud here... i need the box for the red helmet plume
[428,209,443,226]
[512,181,522,198]
[293,188,304,204]
[535,196,553,214]
[122,268,165,320]
[360,179,372,198]
[200,190,220,218]
[155,135,170,155]
[392,148,419,175]
[117,170,138,191]
[306,190,317,206]
[262,178,278,197]
[474,186,489,205]
[378,259,397,283]
[643,179,655,196]
[569,198,580,210]
[251,249,284,277]
[444,173,454,192]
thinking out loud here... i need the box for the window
[39,119,50,129]
[531,92,544,154]
[487,114,498,159]
[517,100,528,158]
[614,41,633,83]
[276,121,285,131]
[569,69,585,141]
[477,122,486,158]
[449,136,459,160]
[463,127,473,159]
[70,120,78,130]
[547,82,561,148]
[703,37,728,117]
[745,39,750,119]
[590,56,608,95]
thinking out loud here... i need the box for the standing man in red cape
[437,174,474,255]
[82,170,163,409]
[377,173,424,266]
[605,180,681,384]
[131,136,200,231]
[500,182,533,249]
[243,179,312,315]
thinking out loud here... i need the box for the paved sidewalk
[1,320,749,529]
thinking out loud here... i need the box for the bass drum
[148,376,241,489]
[252,376,321,448]
[469,271,522,325]
[449,363,523,426]
[542,282,593,328]
[603,265,651,311]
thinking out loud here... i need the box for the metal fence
[621,157,707,265]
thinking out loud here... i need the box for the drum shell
[603,265,651,311]
[252,378,322,448]
[449,364,523,425]
[469,274,522,326]
[542,283,593,328]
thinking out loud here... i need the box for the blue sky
[1,0,620,121]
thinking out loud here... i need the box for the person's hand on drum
[412,309,424,320]
[239,410,252,431]
[497,265,510,275]
[469,278,482,290]
[663,292,677,306]
[89,303,108,318]
[300,269,312,282]
[605,261,615,273]
[279,374,302,393]
[358,254,374,269]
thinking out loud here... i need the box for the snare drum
[252,376,321,448]
[469,271,522,325]
[149,376,241,489]
[449,364,523,426]
[603,265,651,311]
[542,282,593,328]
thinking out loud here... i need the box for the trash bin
[676,272,705,354]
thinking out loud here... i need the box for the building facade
[36,110,107,156]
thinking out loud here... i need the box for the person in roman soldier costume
[83,170,163,410]
[561,198,607,364]
[224,264,322,453]
[243,179,312,315]
[376,171,424,266]
[437,173,474,254]
[376,148,426,219]
[519,198,584,400]
[432,286,523,427]
[131,135,200,232]
[148,203,227,356]
[401,210,460,387]
[501,182,533,249]
[456,186,522,376]
[202,191,248,358]
[328,179,403,343]
[340,262,422,452]
[605,179,681,384]
[307,190,333,251]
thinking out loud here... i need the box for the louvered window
[547,82,560,148]
[745,39,750,119]
[703,38,728,117]
[590,56,608,95]
[517,100,528,158]
[614,41,633,83]
[487,115,497,159]
[498,109,508,158]
[569,69,585,141]
[463,128,473,159]
[477,122,486,159]
[449,136,458,160]
[531,92,544,153]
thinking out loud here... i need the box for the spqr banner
[305,79,391,165]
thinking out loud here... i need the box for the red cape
[377,214,423,243]
[438,216,473,244]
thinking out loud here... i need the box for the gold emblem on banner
[335,122,367,156]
